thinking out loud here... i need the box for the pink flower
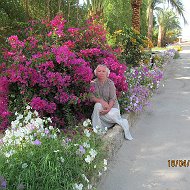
[8,35,25,49]
[63,40,75,49]
[47,31,52,37]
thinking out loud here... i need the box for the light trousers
[92,103,133,140]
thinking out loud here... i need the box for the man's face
[96,66,107,80]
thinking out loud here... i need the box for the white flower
[49,126,54,130]
[84,129,91,138]
[24,112,32,123]
[104,166,107,171]
[51,134,57,139]
[94,165,97,169]
[86,119,91,123]
[60,157,65,163]
[85,155,92,164]
[41,133,45,137]
[4,150,15,158]
[26,105,31,110]
[83,121,88,127]
[104,159,107,166]
[11,120,20,127]
[54,150,60,153]
[73,183,83,190]
[98,172,102,177]
[34,110,39,117]
[83,119,91,127]
[89,149,97,158]
[87,184,92,189]
[81,174,89,183]
[47,117,52,123]
[14,139,21,145]
[35,118,43,126]
[93,126,107,135]
[18,123,22,127]
[83,142,90,148]
[17,114,23,120]
[22,163,28,169]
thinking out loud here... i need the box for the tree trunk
[157,24,164,47]
[88,0,104,21]
[24,0,30,20]
[131,0,142,32]
[67,0,70,22]
[46,0,51,22]
[58,0,62,13]
[76,0,79,25]
[147,6,153,41]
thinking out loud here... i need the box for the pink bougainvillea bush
[0,15,128,129]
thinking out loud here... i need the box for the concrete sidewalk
[97,44,190,190]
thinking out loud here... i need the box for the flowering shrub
[119,47,178,114]
[0,15,128,129]
[0,76,9,130]
[151,48,179,65]
[119,63,164,113]
[0,107,107,190]
[166,44,182,52]
[127,65,164,91]
[162,49,178,60]
[120,85,150,113]
[113,27,152,66]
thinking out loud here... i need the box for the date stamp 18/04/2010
[168,160,190,167]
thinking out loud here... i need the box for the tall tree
[104,0,132,33]
[147,0,186,41]
[156,9,181,46]
[140,0,148,36]
[24,0,30,19]
[46,0,51,21]
[85,0,105,19]
[131,0,143,32]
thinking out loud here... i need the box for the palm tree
[156,9,181,46]
[131,0,143,32]
[85,0,105,19]
[147,0,186,41]
[147,0,162,41]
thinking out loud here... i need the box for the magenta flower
[30,97,47,111]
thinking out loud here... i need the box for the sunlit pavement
[97,43,190,190]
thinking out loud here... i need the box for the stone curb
[102,111,140,161]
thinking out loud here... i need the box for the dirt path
[97,43,190,190]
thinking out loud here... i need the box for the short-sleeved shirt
[91,78,119,109]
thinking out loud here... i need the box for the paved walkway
[97,43,190,190]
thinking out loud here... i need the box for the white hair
[94,64,110,77]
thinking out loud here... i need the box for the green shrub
[113,27,152,66]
